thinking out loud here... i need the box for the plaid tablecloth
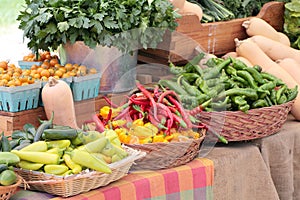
[11,158,214,200]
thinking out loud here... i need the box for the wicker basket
[190,100,294,142]
[14,146,145,197]
[127,129,206,170]
[0,175,23,200]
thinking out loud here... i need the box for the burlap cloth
[205,114,300,200]
[206,142,279,200]
[252,115,300,200]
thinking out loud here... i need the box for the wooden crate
[138,1,285,65]
[1,93,128,135]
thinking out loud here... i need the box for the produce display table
[9,116,300,200]
[11,158,214,200]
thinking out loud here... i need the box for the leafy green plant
[284,0,300,49]
[17,0,179,54]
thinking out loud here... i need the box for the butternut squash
[235,56,253,67]
[235,38,278,71]
[242,17,290,46]
[42,77,79,129]
[277,58,300,83]
[277,32,291,47]
[222,51,238,59]
[250,35,300,64]
[180,1,203,21]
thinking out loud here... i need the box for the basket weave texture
[0,175,22,200]
[190,100,294,142]
[14,146,145,197]
[127,129,205,170]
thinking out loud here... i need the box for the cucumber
[0,170,17,186]
[42,128,78,140]
[0,152,20,165]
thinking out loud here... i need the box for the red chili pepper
[167,95,193,129]
[188,106,204,117]
[92,114,105,132]
[129,97,150,106]
[168,106,181,116]
[114,106,130,120]
[171,112,187,128]
[156,102,174,128]
[103,95,119,108]
[148,113,168,130]
[165,119,173,135]
[157,90,179,103]
[136,81,158,121]
[102,107,113,125]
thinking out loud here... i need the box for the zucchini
[42,128,78,140]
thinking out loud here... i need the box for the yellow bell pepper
[143,122,159,135]
[111,120,127,128]
[100,106,121,119]
[115,128,131,144]
[152,135,166,143]
[139,137,153,144]
[132,118,144,126]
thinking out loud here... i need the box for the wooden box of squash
[138,1,285,65]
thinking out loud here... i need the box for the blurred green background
[0,0,25,31]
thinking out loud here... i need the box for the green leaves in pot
[17,0,180,54]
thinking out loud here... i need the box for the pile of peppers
[159,52,298,112]
[92,81,207,142]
